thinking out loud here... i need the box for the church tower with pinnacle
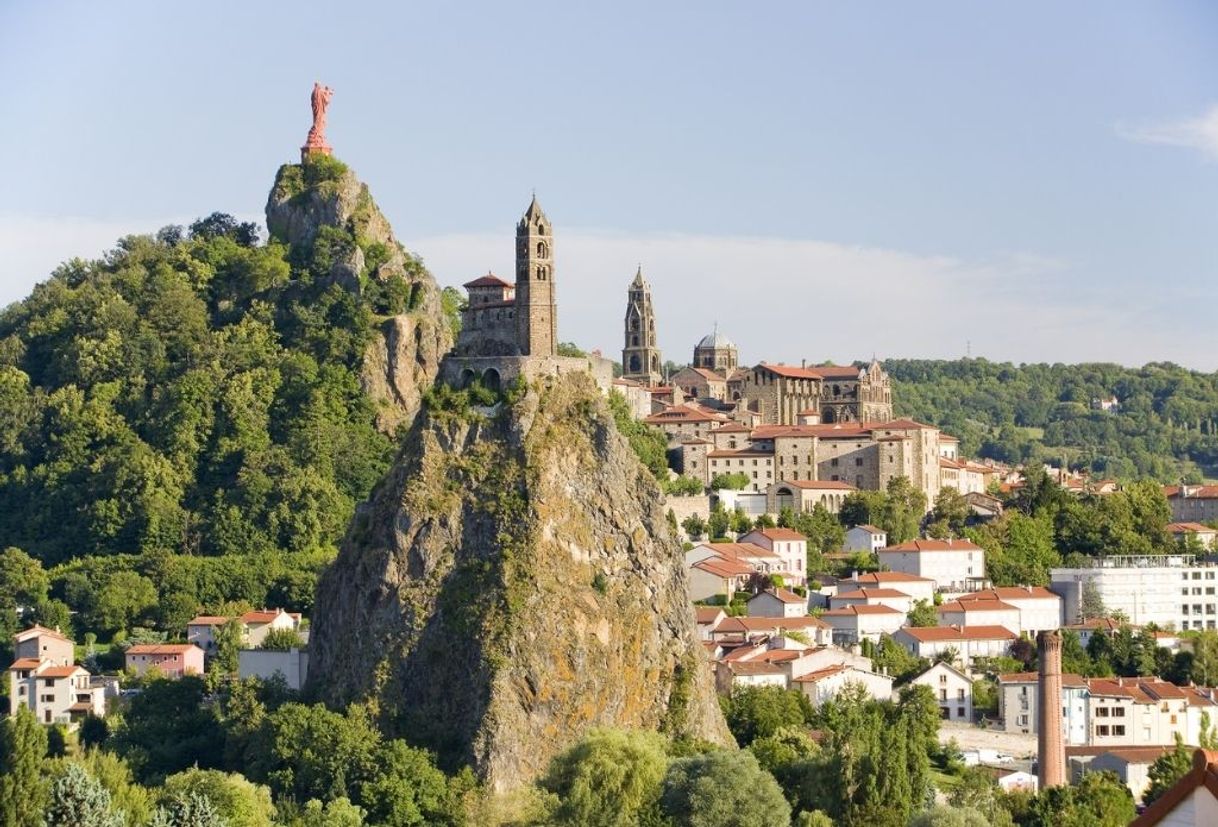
[622,267,663,386]
[515,195,557,356]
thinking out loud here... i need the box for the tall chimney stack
[1037,629,1066,789]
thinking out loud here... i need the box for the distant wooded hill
[886,359,1218,481]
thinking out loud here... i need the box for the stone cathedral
[621,267,663,385]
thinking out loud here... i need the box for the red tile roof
[39,665,85,679]
[1165,485,1218,499]
[938,599,1018,613]
[463,272,511,288]
[187,615,229,626]
[725,661,786,676]
[748,588,806,605]
[1167,522,1216,533]
[126,644,201,655]
[698,542,780,561]
[645,406,723,425]
[899,625,1016,642]
[834,588,911,600]
[880,538,984,553]
[959,587,1058,602]
[695,607,727,624]
[713,616,830,634]
[7,658,42,670]
[776,479,857,490]
[748,528,806,541]
[822,604,903,616]
[840,572,935,586]
[691,556,755,578]
[14,624,72,643]
[997,671,1087,688]
[707,449,772,459]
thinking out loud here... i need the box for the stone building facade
[740,360,893,425]
[443,196,612,391]
[621,268,662,385]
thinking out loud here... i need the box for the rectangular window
[958,688,966,700]
[831,458,839,467]
[1097,725,1109,736]
[1113,707,1125,717]
[855,457,863,467]
[1096,707,1109,717]
[1113,726,1126,736]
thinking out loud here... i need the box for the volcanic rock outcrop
[307,373,732,790]
[266,159,452,433]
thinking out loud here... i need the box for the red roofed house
[836,571,936,604]
[240,608,303,648]
[738,527,808,586]
[957,587,1063,635]
[1165,485,1218,524]
[821,604,905,645]
[694,607,727,641]
[829,588,915,614]
[13,625,74,666]
[746,588,808,619]
[893,625,1016,669]
[794,663,894,707]
[1168,522,1218,551]
[6,660,107,724]
[125,643,205,678]
[907,661,975,722]
[937,599,1023,636]
[688,555,755,602]
[878,538,987,593]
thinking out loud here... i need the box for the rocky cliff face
[266,159,452,434]
[307,374,732,790]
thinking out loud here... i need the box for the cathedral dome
[697,331,735,350]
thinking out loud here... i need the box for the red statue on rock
[301,82,334,161]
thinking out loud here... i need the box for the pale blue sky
[1,2,1215,368]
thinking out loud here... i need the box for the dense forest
[886,358,1218,482]
[0,195,405,568]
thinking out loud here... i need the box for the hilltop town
[2,87,1217,827]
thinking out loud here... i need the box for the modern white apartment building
[1050,555,1218,630]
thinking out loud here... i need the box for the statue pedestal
[300,144,333,163]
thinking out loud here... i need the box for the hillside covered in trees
[886,358,1218,482]
[0,155,458,576]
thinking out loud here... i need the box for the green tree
[244,702,380,805]
[0,707,49,827]
[110,676,224,784]
[358,740,453,827]
[1026,770,1133,827]
[660,750,790,827]
[707,502,730,541]
[296,798,366,827]
[44,763,124,827]
[52,749,154,827]
[908,806,989,827]
[879,477,927,544]
[92,571,158,636]
[721,686,813,746]
[149,792,226,827]
[681,514,707,541]
[929,488,970,538]
[542,728,669,827]
[1143,736,1193,807]
[0,547,50,648]
[161,768,275,827]
[212,618,244,678]
[729,508,752,536]
[258,627,303,651]
[907,599,939,627]
[608,391,670,481]
[709,472,751,491]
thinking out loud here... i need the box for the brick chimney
[1037,629,1066,789]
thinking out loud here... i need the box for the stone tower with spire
[621,267,663,386]
[515,195,557,356]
